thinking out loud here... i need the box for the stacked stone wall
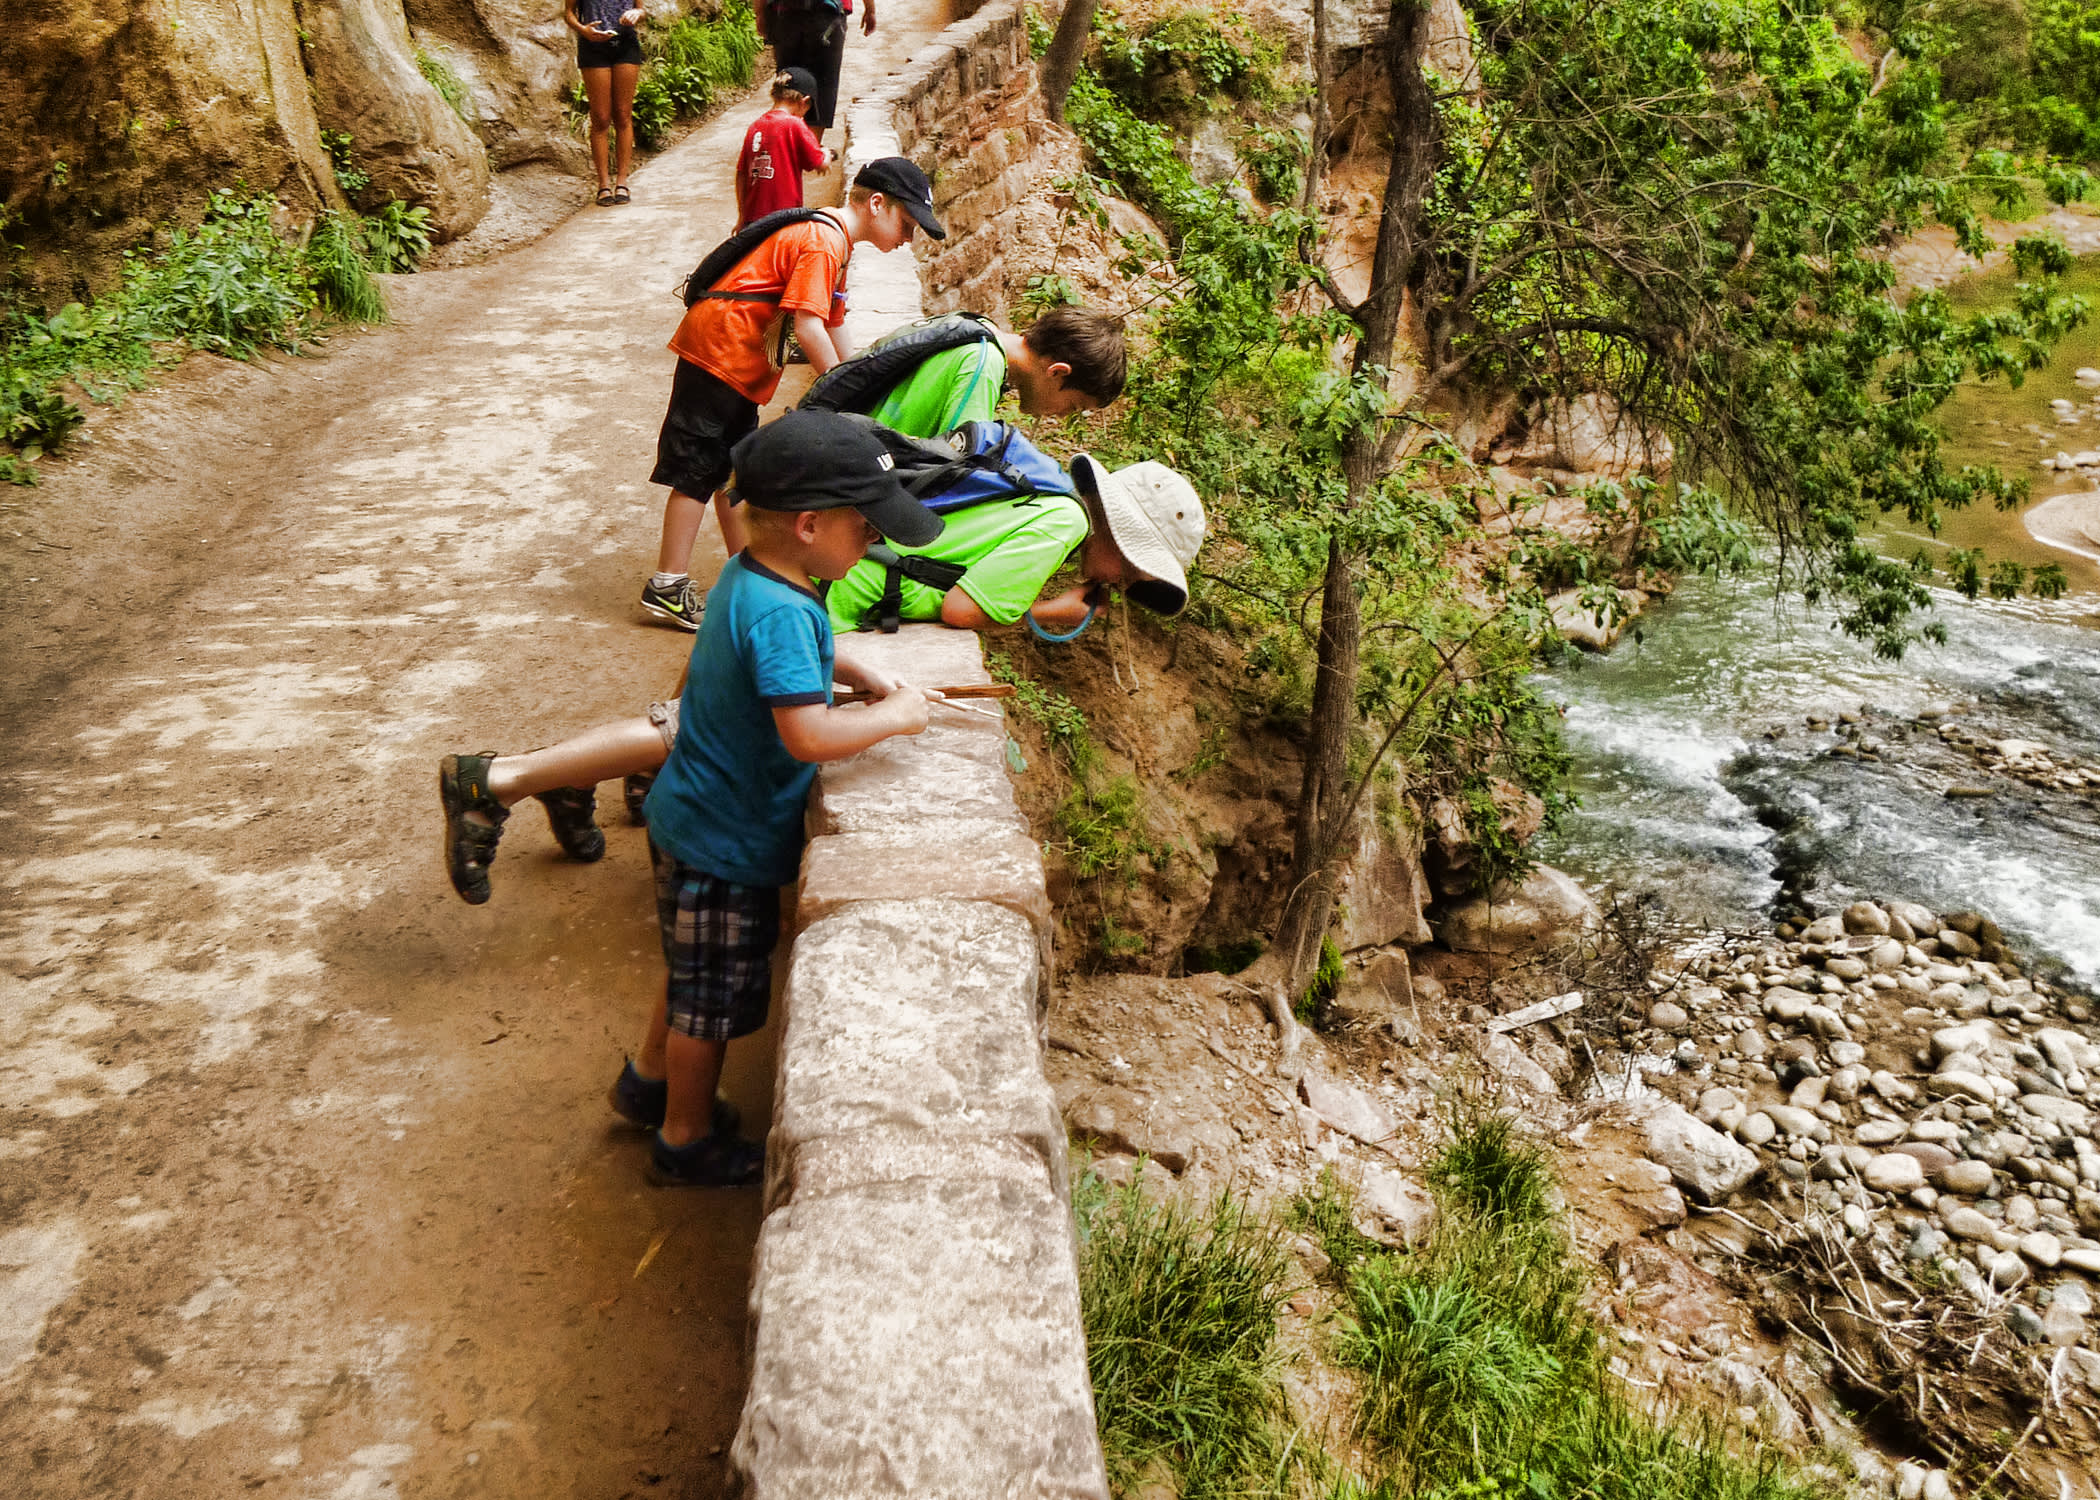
[854,0,1057,317]
[727,20,1109,1493]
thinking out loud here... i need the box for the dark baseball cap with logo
[853,157,946,240]
[727,410,946,547]
[777,65,821,100]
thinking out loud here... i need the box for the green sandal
[439,753,509,905]
[534,786,606,862]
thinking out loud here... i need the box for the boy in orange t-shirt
[640,157,947,631]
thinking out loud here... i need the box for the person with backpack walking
[640,156,945,632]
[566,0,647,206]
[735,68,834,228]
[756,0,871,142]
[435,425,1206,905]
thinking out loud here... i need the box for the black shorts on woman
[577,28,644,67]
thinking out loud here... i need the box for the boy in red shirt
[640,158,946,630]
[735,67,833,228]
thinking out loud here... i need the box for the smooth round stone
[1827,1065,1866,1103]
[2007,1194,2041,1231]
[1928,1071,1996,1104]
[1858,1120,1907,1144]
[1734,1028,1768,1060]
[1828,1040,1867,1068]
[1991,1250,2030,1289]
[1842,1203,1870,1235]
[1736,1111,1776,1146]
[2006,1300,2047,1338]
[2055,1280,2094,1316]
[1895,1142,1958,1176]
[1909,1119,1962,1143]
[2022,1093,2092,1128]
[1911,1186,1940,1211]
[1863,1153,1926,1193]
[1804,1004,1850,1038]
[1844,901,1892,935]
[1921,1469,1953,1500]
[2022,1231,2064,1268]
[1944,1206,1996,1239]
[1649,1000,1689,1032]
[1825,956,1869,981]
[2064,1247,2100,1274]
[1790,1075,1828,1109]
[1895,1462,1926,1500]
[2043,1301,2087,1346]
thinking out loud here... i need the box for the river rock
[2021,1094,2092,1129]
[1827,1065,1866,1103]
[1991,1251,2031,1289]
[2067,1248,2100,1275]
[1888,899,1939,936]
[1921,1469,1954,1500]
[1843,901,1891,935]
[1862,1154,1926,1193]
[1695,1087,1743,1126]
[1762,987,1815,1022]
[1357,1166,1438,1244]
[1910,1119,1962,1143]
[1931,1020,2000,1061]
[1301,1071,1399,1148]
[1437,866,1601,953]
[1547,586,1647,651]
[2039,1028,2100,1075]
[2022,1231,2065,1268]
[1736,1111,1776,1146]
[1823,956,1868,981]
[1939,928,1983,958]
[1858,1119,1906,1144]
[2045,1300,2088,1347]
[1870,1069,1917,1103]
[1802,1005,1849,1039]
[1764,1104,1822,1138]
[1644,1101,1759,1203]
[1789,1075,1827,1109]
[1894,1142,1958,1176]
[1734,1028,1768,1060]
[1938,1159,1996,1195]
[1928,1070,1995,1104]
[1801,915,1846,944]
[1828,1040,1866,1068]
[1649,1000,1689,1033]
[1945,1205,1996,1239]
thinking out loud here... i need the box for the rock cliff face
[1,0,611,292]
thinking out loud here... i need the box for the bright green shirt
[827,491,1091,632]
[867,340,1008,437]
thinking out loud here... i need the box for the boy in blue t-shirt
[615,409,945,1187]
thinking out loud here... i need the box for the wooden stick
[833,682,1017,704]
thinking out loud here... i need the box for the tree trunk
[1040,0,1097,124]
[1264,0,1441,1003]
[1298,0,1331,212]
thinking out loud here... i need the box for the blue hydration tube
[1026,603,1098,643]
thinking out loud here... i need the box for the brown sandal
[595,186,615,207]
[612,184,632,205]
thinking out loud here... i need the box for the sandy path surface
[0,5,949,1496]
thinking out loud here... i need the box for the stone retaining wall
[728,14,1108,1493]
[853,0,1056,316]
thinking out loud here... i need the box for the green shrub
[320,129,370,198]
[362,200,433,273]
[306,210,387,323]
[123,191,311,358]
[1076,1173,1293,1499]
[627,2,762,148]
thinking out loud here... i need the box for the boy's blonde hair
[769,71,810,105]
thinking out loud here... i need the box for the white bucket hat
[1070,455,1207,616]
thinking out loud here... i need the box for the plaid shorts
[651,843,780,1042]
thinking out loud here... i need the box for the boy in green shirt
[434,309,1163,902]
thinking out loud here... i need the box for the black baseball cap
[728,411,946,547]
[777,66,820,99]
[853,157,946,240]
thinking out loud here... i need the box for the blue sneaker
[649,1131,765,1188]
[606,1060,739,1137]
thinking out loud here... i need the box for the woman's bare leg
[611,62,640,186]
[485,716,669,804]
[582,67,613,189]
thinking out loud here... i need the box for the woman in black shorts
[566,0,646,205]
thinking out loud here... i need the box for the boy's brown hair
[1023,306,1127,405]
[769,70,810,104]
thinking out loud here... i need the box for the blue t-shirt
[645,554,834,887]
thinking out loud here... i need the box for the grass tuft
[1076,1169,1293,1498]
[306,210,387,323]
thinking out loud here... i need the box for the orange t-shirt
[667,214,852,406]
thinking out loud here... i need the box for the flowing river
[1536,256,2100,992]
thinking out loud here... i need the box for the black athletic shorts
[651,359,760,500]
[577,30,644,68]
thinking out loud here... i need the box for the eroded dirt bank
[0,5,949,1496]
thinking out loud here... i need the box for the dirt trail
[0,6,950,1495]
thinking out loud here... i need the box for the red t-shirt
[736,109,828,226]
